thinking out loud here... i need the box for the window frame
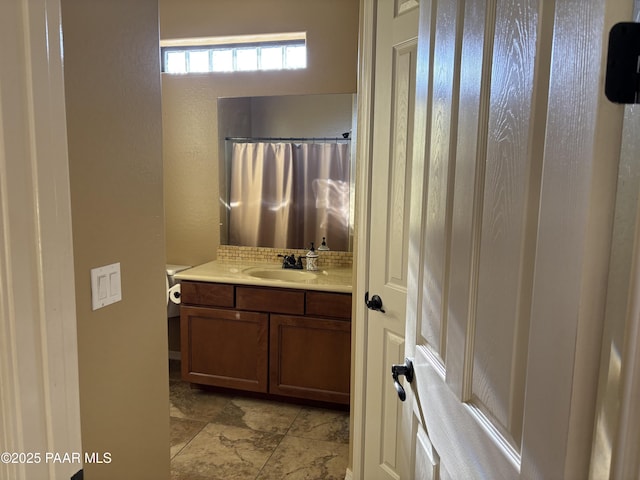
[161,39,306,74]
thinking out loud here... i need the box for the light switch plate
[91,262,122,310]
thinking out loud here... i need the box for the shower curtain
[229,142,295,248]
[229,141,350,250]
[293,142,350,251]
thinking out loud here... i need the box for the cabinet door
[270,314,351,404]
[181,306,268,393]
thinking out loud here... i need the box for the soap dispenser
[318,237,330,251]
[306,242,319,271]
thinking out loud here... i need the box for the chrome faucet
[278,254,303,269]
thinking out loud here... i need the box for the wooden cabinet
[180,281,351,405]
[305,291,352,319]
[270,314,350,404]
[236,286,305,315]
[180,306,268,392]
[181,282,234,308]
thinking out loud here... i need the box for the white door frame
[609,193,640,479]
[0,1,82,479]
[351,0,376,477]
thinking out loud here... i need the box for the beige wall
[62,0,169,478]
[160,0,360,267]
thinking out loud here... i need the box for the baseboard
[168,350,181,361]
[344,467,353,480]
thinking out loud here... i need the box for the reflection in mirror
[227,139,351,250]
[218,94,356,251]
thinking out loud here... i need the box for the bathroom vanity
[175,261,352,406]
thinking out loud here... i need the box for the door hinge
[605,22,640,104]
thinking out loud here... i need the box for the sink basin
[247,268,317,282]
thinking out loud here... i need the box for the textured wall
[62,0,169,478]
[160,0,359,267]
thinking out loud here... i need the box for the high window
[161,33,307,74]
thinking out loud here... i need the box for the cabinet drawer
[236,286,304,315]
[181,281,234,308]
[306,291,352,319]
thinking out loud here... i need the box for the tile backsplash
[217,245,352,268]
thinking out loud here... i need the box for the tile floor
[169,361,350,480]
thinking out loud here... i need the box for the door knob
[364,291,385,313]
[391,358,414,402]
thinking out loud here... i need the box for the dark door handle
[391,358,414,401]
[364,291,385,313]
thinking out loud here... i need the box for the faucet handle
[278,253,298,267]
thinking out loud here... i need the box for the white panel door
[400,0,630,478]
[362,1,418,479]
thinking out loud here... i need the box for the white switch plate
[91,262,122,310]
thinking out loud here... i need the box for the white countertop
[174,260,353,293]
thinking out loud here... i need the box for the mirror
[218,94,356,251]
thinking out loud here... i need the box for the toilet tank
[166,264,191,318]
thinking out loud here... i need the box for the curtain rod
[225,136,350,142]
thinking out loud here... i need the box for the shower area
[225,138,350,250]
[218,94,356,251]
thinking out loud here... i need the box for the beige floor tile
[256,435,348,480]
[213,397,302,435]
[168,363,351,479]
[288,407,349,444]
[170,380,232,422]
[171,423,283,480]
[170,416,206,459]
